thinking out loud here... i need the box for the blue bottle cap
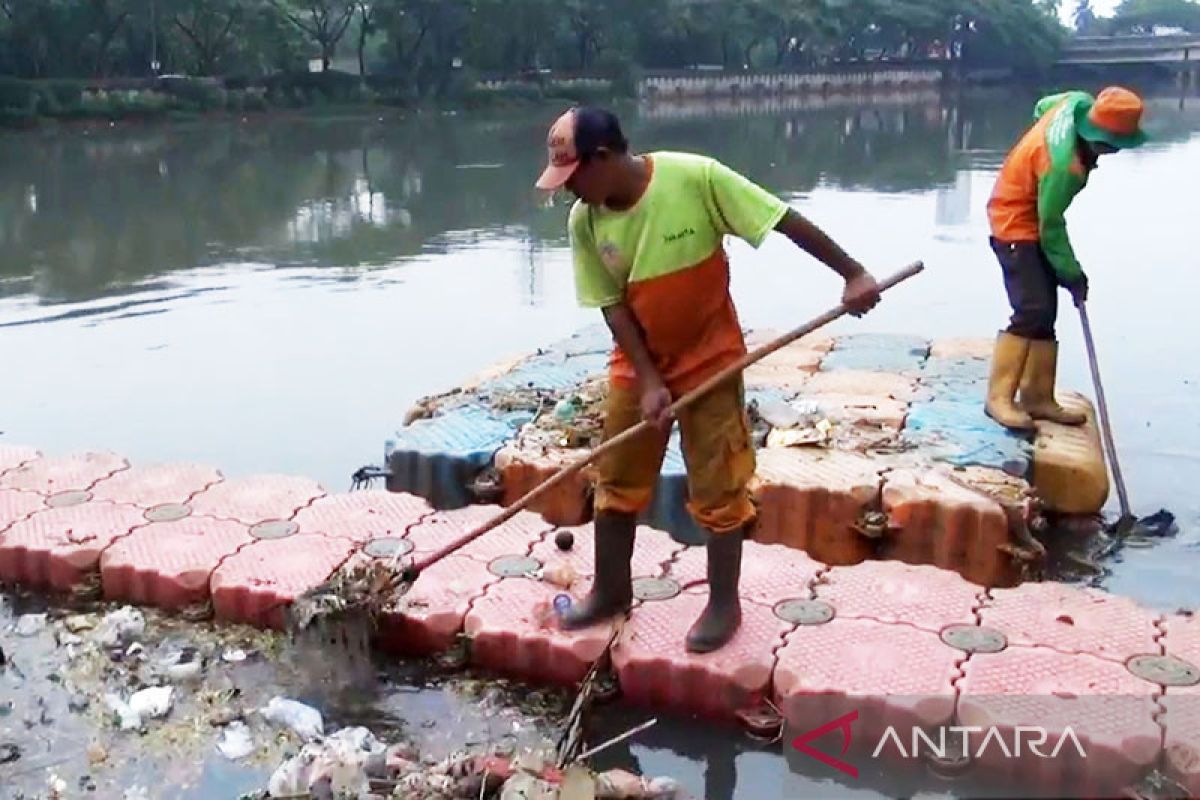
[553,594,572,615]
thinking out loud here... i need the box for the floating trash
[15,613,46,637]
[260,697,324,742]
[217,721,255,761]
[95,607,145,647]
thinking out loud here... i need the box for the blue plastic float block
[821,333,930,374]
[482,352,609,394]
[916,356,989,402]
[387,405,529,510]
[555,323,613,357]
[904,400,1032,476]
[481,324,612,394]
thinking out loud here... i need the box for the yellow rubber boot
[1020,339,1086,426]
[985,332,1036,432]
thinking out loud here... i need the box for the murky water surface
[2,85,1199,798]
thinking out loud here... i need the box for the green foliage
[263,69,364,103]
[1111,0,1200,32]
[0,0,1072,115]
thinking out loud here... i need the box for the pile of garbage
[510,378,609,454]
[2,591,297,798]
[748,395,905,455]
[2,591,690,800]
[252,723,686,799]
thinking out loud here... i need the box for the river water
[2,84,1198,798]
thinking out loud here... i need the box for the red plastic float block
[0,445,40,477]
[531,524,684,591]
[774,619,960,753]
[815,561,984,631]
[292,490,431,543]
[464,526,684,686]
[1161,613,1200,796]
[467,575,619,686]
[493,446,594,527]
[211,533,358,629]
[750,448,881,565]
[187,474,324,526]
[978,582,1159,664]
[804,370,917,402]
[612,592,792,718]
[0,451,128,496]
[882,469,1014,587]
[90,463,222,508]
[929,338,993,360]
[667,540,823,604]
[813,396,909,429]
[742,334,831,390]
[377,554,500,656]
[743,364,811,392]
[404,505,553,564]
[0,501,146,591]
[100,516,253,609]
[744,331,835,356]
[0,489,47,533]
[957,647,1161,797]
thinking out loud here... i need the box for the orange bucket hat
[1075,86,1148,150]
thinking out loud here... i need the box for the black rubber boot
[559,511,636,630]
[685,527,744,653]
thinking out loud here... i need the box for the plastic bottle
[553,399,577,423]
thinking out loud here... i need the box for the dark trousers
[990,237,1058,340]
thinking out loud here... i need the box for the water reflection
[3,88,1197,311]
[1,84,1199,800]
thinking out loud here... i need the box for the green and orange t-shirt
[568,151,789,394]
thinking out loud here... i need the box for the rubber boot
[1019,339,1086,426]
[985,332,1036,432]
[559,511,635,630]
[685,527,743,654]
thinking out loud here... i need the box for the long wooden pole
[1078,301,1133,523]
[397,260,925,576]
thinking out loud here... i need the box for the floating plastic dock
[1,441,1197,798]
[388,328,1110,588]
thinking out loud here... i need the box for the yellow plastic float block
[1031,391,1109,515]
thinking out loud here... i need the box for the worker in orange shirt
[985,87,1147,431]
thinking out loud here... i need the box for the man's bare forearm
[602,303,665,392]
[775,208,866,281]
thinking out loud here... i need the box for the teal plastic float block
[387,405,530,510]
[916,356,989,401]
[820,333,930,373]
[482,351,610,394]
[477,325,611,396]
[903,400,1032,476]
[385,330,610,512]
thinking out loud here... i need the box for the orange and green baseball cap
[1075,86,1148,150]
[535,106,628,190]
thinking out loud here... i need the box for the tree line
[0,0,1068,85]
[2,1,1197,94]
[1073,0,1200,36]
